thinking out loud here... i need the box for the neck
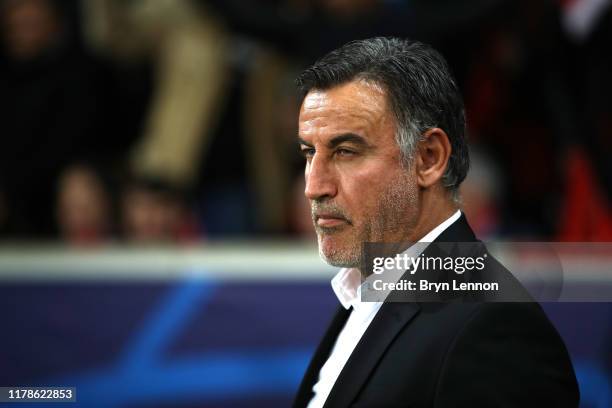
[410,187,458,242]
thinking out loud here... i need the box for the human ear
[415,128,451,189]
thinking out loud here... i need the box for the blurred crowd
[0,0,610,244]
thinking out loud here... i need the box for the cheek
[338,166,404,216]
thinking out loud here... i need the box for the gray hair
[296,37,469,200]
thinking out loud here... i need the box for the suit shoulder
[433,301,579,407]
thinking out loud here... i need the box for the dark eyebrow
[298,137,313,148]
[297,133,370,149]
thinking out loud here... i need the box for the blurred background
[0,0,610,406]
[0,0,609,242]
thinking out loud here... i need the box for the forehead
[298,79,394,141]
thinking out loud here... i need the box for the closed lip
[315,213,349,226]
[315,213,346,221]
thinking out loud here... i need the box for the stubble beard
[314,172,418,269]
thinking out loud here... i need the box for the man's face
[299,79,420,268]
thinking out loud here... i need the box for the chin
[317,234,360,268]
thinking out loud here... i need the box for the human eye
[335,147,356,158]
[300,146,315,160]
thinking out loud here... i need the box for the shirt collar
[419,209,462,243]
[331,210,462,310]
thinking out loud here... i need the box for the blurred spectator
[461,0,610,239]
[461,1,573,237]
[556,1,612,241]
[0,0,114,238]
[83,0,231,233]
[84,0,228,187]
[83,0,305,236]
[121,177,198,243]
[2,0,59,60]
[56,164,112,246]
[557,147,612,241]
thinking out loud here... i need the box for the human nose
[305,155,337,201]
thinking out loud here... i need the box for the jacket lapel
[293,305,351,407]
[323,301,420,407]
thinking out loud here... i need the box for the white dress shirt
[307,210,462,408]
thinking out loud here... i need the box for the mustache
[311,201,352,224]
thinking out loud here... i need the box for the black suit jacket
[293,215,579,407]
